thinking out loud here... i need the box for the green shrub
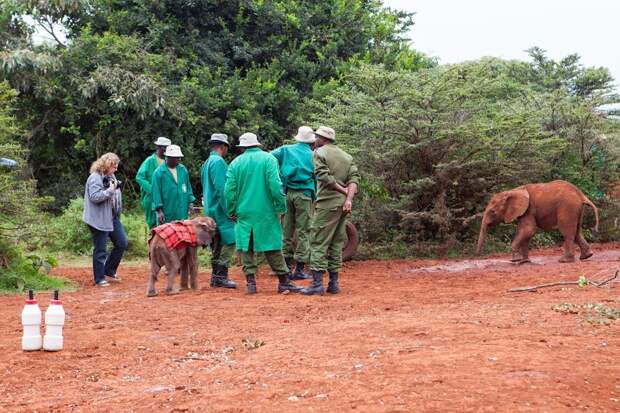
[0,239,73,293]
[42,198,148,258]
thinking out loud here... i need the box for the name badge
[182,184,187,193]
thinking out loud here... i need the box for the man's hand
[342,199,353,214]
[342,182,358,214]
[157,209,165,225]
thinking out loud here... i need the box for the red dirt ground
[1,244,620,412]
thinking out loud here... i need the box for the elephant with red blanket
[147,216,217,297]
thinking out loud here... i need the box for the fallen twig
[508,270,619,293]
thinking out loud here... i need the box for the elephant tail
[583,198,599,232]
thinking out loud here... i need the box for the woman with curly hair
[82,152,128,287]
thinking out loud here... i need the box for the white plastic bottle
[43,290,65,351]
[21,289,42,351]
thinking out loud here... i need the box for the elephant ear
[196,221,216,246]
[503,189,530,223]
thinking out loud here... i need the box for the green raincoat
[224,147,286,252]
[135,153,163,228]
[151,163,196,223]
[201,151,235,245]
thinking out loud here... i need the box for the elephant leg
[179,249,189,290]
[147,256,161,297]
[511,215,536,263]
[165,251,182,295]
[558,219,578,263]
[188,247,199,290]
[576,231,593,260]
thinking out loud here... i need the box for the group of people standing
[83,125,359,296]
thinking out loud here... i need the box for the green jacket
[135,153,163,228]
[201,151,235,245]
[151,163,196,223]
[224,147,286,252]
[314,143,361,208]
[271,142,316,199]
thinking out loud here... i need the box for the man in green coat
[152,144,196,225]
[201,133,236,289]
[271,126,316,280]
[302,126,360,296]
[135,136,171,229]
[224,132,302,295]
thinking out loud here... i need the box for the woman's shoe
[96,280,110,287]
[106,274,122,282]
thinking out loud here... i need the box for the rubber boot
[277,273,303,293]
[301,270,325,296]
[291,262,311,280]
[246,274,257,294]
[210,263,221,287]
[211,265,237,289]
[326,271,340,294]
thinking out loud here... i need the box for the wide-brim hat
[237,132,262,147]
[154,136,171,146]
[314,126,335,141]
[209,133,230,146]
[294,126,316,143]
[164,144,184,157]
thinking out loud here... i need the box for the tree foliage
[308,52,619,247]
[0,0,434,210]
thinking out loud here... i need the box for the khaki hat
[314,126,335,141]
[164,144,184,157]
[237,132,262,147]
[294,126,316,143]
[209,133,230,146]
[154,136,171,146]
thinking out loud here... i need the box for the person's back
[228,148,282,222]
[314,143,357,207]
[271,142,315,197]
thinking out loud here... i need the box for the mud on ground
[1,244,620,412]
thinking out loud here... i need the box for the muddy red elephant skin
[476,180,599,263]
[147,216,217,297]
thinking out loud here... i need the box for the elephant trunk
[475,217,489,255]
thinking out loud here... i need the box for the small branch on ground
[508,270,619,293]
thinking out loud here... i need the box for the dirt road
[1,245,620,412]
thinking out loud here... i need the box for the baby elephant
[476,180,599,263]
[147,216,217,297]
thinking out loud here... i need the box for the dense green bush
[0,239,72,293]
[308,55,620,250]
[41,198,149,258]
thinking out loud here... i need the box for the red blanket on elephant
[151,221,197,250]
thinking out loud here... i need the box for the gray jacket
[82,173,122,232]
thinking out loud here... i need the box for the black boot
[326,271,340,294]
[209,262,219,287]
[301,270,325,296]
[211,265,237,289]
[277,273,303,293]
[291,262,311,280]
[246,274,257,294]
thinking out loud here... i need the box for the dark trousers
[87,217,128,283]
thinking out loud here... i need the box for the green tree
[308,58,619,247]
